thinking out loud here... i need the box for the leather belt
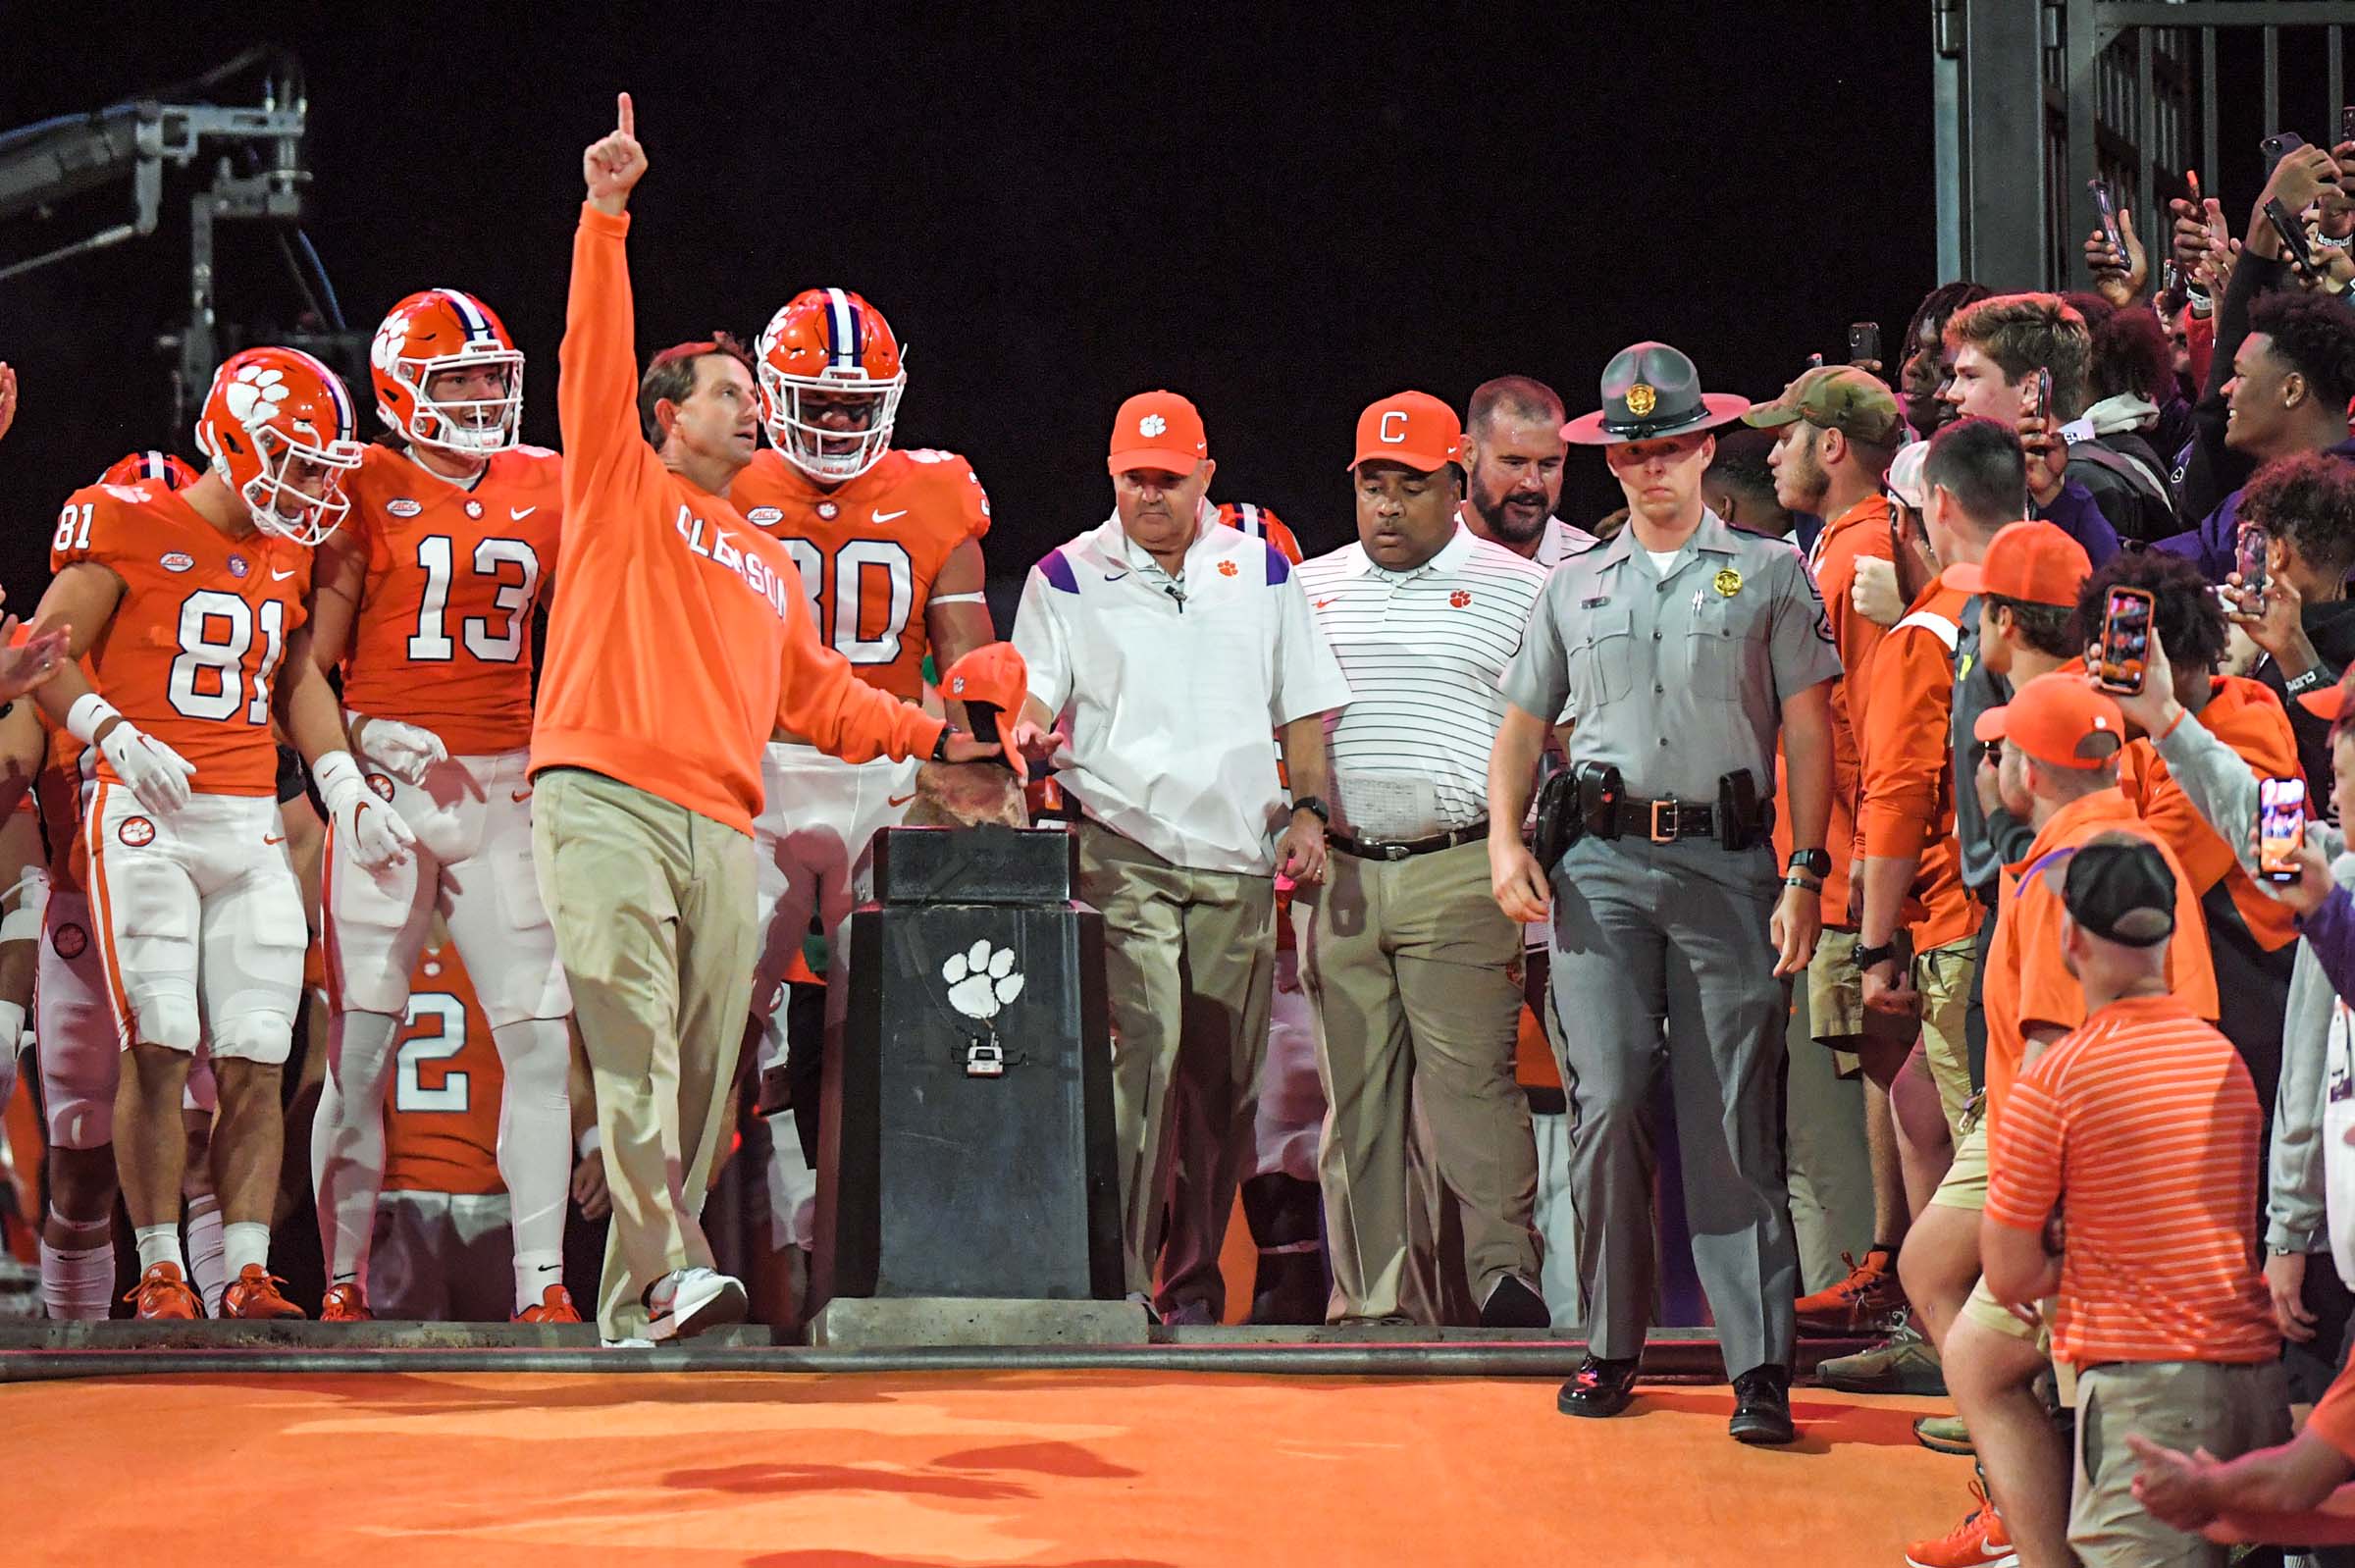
[1608,796,1719,844]
[1329,820,1488,862]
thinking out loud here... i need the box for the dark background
[4,3,1946,605]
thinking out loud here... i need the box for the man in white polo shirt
[1009,390,1351,1305]
[1296,391,1551,1328]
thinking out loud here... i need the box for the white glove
[353,714,448,785]
[313,751,416,872]
[1851,554,1906,629]
[71,695,196,816]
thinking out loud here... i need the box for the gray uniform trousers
[1546,832,1797,1376]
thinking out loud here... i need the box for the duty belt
[1609,796,1722,845]
[1328,820,1489,862]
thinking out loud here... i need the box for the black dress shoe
[1479,1276,1551,1330]
[1728,1364,1796,1445]
[1555,1354,1641,1418]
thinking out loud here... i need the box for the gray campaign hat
[1562,340,1752,446]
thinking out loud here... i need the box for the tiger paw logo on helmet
[223,366,293,430]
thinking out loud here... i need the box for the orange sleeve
[2121,742,2234,897]
[557,204,654,513]
[1820,529,1893,698]
[773,557,947,764]
[2311,1365,2355,1463]
[2162,838,2222,1020]
[2015,881,2089,1037]
[1857,627,1951,860]
[1268,517,1305,567]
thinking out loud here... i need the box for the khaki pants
[2072,1360,2289,1567]
[1078,822,1277,1301]
[1293,841,1537,1323]
[533,768,759,1338]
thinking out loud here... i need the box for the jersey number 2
[777,540,913,665]
[167,591,285,724]
[394,992,469,1113]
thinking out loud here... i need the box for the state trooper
[1486,341,1840,1446]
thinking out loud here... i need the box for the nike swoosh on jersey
[886,792,917,808]
[510,789,533,804]
[872,508,909,523]
[272,569,297,581]
[264,834,286,846]
[511,506,538,520]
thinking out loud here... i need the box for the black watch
[1291,795,1331,825]
[1787,848,1832,879]
[1851,941,1900,973]
[931,726,958,763]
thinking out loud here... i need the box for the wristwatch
[1787,848,1832,879]
[1851,941,1901,974]
[1291,795,1331,825]
[931,726,959,762]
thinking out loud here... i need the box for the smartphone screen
[2098,586,2153,696]
[2264,131,2307,172]
[2261,777,2308,884]
[2089,178,2123,253]
[2235,524,2270,595]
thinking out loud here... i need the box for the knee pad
[40,1047,115,1150]
[126,987,202,1056]
[208,1011,293,1067]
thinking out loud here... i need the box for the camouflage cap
[1742,365,1905,446]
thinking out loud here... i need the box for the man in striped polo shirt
[1294,391,1549,1327]
[1982,837,2282,1568]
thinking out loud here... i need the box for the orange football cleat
[1795,1245,1908,1335]
[125,1262,202,1321]
[1904,1482,2018,1568]
[319,1283,373,1323]
[515,1284,582,1324]
[221,1264,306,1320]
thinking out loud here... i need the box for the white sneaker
[601,1335,654,1349]
[643,1267,748,1342]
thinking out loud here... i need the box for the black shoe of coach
[1728,1364,1797,1445]
[1556,1354,1640,1418]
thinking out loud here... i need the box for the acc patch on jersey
[388,498,422,518]
[748,506,783,526]
[161,552,194,574]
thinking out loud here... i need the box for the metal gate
[1936,0,2355,291]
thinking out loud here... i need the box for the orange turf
[0,1371,1971,1564]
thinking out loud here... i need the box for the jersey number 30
[778,540,914,665]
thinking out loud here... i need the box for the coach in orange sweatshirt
[537,94,993,1342]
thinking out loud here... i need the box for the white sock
[39,1216,113,1320]
[490,1017,572,1310]
[134,1224,183,1274]
[312,1009,401,1289]
[183,1193,227,1315]
[222,1220,270,1280]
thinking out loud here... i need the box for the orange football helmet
[369,287,524,456]
[755,287,907,482]
[99,450,202,491]
[192,346,365,546]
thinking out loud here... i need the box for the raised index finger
[617,90,634,138]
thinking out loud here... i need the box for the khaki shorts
[1806,929,1863,1075]
[1927,1102,1989,1212]
[1959,1273,2049,1349]
[2071,1360,2288,1567]
[1914,936,1976,1139]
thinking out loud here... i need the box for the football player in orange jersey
[730,288,999,1205]
[26,346,417,1321]
[302,287,577,1324]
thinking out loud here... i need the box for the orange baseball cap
[1349,391,1464,473]
[1108,391,1208,476]
[940,642,1030,780]
[1973,671,2125,769]
[2298,673,2355,721]
[1939,520,2091,606]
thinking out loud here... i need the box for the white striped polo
[1299,523,1550,838]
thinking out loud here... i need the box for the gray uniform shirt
[1500,508,1842,803]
